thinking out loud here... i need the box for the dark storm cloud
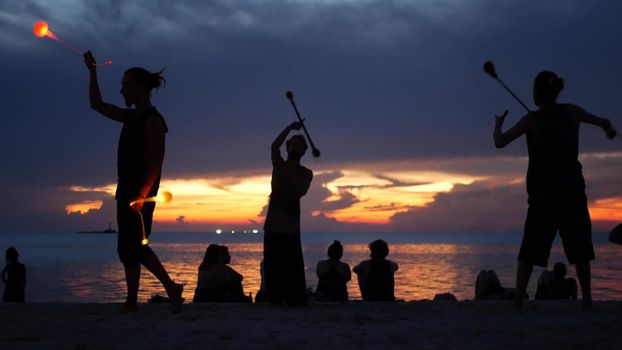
[1,0,621,232]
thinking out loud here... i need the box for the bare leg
[512,261,533,310]
[141,252,184,312]
[575,262,592,310]
[122,264,141,312]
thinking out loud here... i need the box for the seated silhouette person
[2,247,26,303]
[475,270,517,300]
[193,245,250,303]
[316,240,351,301]
[353,240,398,301]
[535,262,578,300]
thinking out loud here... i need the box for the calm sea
[1,232,620,302]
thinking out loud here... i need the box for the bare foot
[167,283,184,313]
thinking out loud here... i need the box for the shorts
[116,200,156,266]
[518,192,594,267]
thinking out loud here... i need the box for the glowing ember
[33,21,49,38]
[33,20,112,66]
[129,191,174,206]
[158,191,173,203]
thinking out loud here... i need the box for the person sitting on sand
[316,240,351,301]
[353,240,398,301]
[535,262,578,300]
[2,247,26,303]
[193,245,250,303]
[474,270,517,300]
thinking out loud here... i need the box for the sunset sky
[1,0,622,233]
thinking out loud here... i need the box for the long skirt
[263,231,307,306]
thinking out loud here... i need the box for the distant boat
[78,222,117,234]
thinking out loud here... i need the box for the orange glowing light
[33,21,49,38]
[33,20,112,66]
[129,191,174,207]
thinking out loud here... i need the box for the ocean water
[1,232,621,303]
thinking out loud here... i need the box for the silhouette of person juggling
[263,121,313,306]
[2,247,26,303]
[84,51,183,312]
[493,70,617,310]
[353,239,398,301]
[316,240,351,301]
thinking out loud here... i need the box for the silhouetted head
[553,262,567,279]
[286,134,308,159]
[5,247,18,263]
[533,70,564,107]
[220,245,231,264]
[327,240,343,260]
[121,67,166,107]
[201,244,221,267]
[369,239,389,260]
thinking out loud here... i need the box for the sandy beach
[1,301,621,349]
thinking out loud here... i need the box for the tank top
[525,104,585,199]
[116,106,168,200]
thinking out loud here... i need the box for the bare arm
[271,121,303,166]
[569,104,617,139]
[493,110,531,148]
[129,115,165,212]
[84,51,130,122]
[139,115,166,200]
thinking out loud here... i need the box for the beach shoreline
[2,301,621,349]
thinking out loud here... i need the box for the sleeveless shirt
[525,104,585,199]
[116,106,168,200]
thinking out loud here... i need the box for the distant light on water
[252,229,259,234]
[216,229,222,234]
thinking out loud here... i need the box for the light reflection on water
[2,233,621,302]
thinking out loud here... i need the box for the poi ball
[34,21,49,38]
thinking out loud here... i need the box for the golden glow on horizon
[58,153,622,227]
[322,170,479,223]
[152,177,272,224]
[589,197,622,222]
[65,169,483,225]
[68,185,116,194]
[65,200,103,215]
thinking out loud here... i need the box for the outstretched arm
[84,51,130,122]
[493,110,530,148]
[570,104,617,139]
[271,121,303,165]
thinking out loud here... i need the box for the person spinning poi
[83,51,183,313]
